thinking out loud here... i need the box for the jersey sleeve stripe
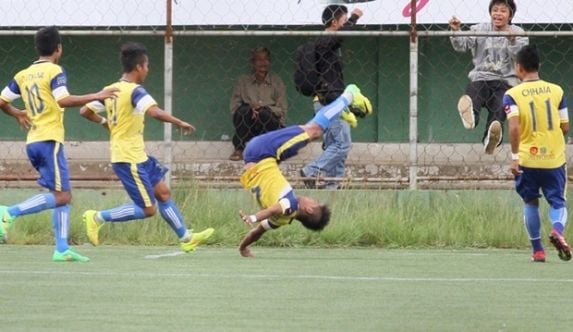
[135,94,157,114]
[86,100,106,114]
[52,86,70,101]
[559,96,567,110]
[559,107,569,122]
[1,84,21,102]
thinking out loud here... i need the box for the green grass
[1,188,569,249]
[2,245,573,331]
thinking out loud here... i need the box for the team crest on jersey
[504,104,511,114]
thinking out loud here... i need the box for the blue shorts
[244,126,309,163]
[515,165,567,208]
[112,156,168,208]
[26,141,70,192]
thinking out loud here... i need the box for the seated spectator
[229,47,288,161]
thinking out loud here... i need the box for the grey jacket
[450,23,529,86]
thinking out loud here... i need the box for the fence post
[164,0,174,188]
[409,0,419,190]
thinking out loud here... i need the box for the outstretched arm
[147,106,195,135]
[58,87,118,108]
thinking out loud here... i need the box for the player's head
[322,5,348,29]
[250,46,271,75]
[489,0,516,26]
[35,26,62,59]
[296,196,331,231]
[120,42,149,82]
[515,45,540,79]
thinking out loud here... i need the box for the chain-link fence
[0,0,572,189]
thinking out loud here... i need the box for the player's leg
[146,157,214,252]
[515,167,545,262]
[0,142,63,238]
[541,165,571,261]
[83,161,151,246]
[483,81,507,154]
[309,84,371,130]
[51,203,89,262]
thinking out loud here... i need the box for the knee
[143,205,157,217]
[53,191,72,205]
[155,191,171,203]
[234,104,251,117]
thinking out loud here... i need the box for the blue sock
[549,207,567,234]
[158,199,188,239]
[524,204,543,252]
[52,205,70,252]
[8,193,57,217]
[99,204,146,222]
[309,94,351,129]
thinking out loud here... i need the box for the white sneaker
[484,120,502,155]
[457,95,475,129]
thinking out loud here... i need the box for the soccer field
[1,245,572,332]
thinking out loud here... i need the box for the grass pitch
[2,245,572,332]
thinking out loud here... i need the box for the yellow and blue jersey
[86,80,157,163]
[240,158,298,228]
[0,60,70,144]
[504,79,568,169]
[240,126,310,228]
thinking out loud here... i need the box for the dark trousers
[465,80,511,144]
[232,104,283,150]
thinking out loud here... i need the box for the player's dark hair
[35,26,61,56]
[251,46,271,61]
[489,0,516,22]
[322,5,348,27]
[297,204,331,231]
[516,45,540,72]
[120,42,148,73]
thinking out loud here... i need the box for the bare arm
[561,122,569,136]
[146,105,195,135]
[508,116,521,176]
[239,203,283,227]
[0,99,31,130]
[57,87,118,108]
[238,224,266,257]
[79,106,109,130]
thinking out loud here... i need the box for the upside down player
[505,45,570,262]
[238,84,372,257]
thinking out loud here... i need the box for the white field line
[1,269,572,283]
[144,251,186,259]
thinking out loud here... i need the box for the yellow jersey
[0,60,70,144]
[240,158,298,228]
[504,79,568,168]
[86,80,157,163]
